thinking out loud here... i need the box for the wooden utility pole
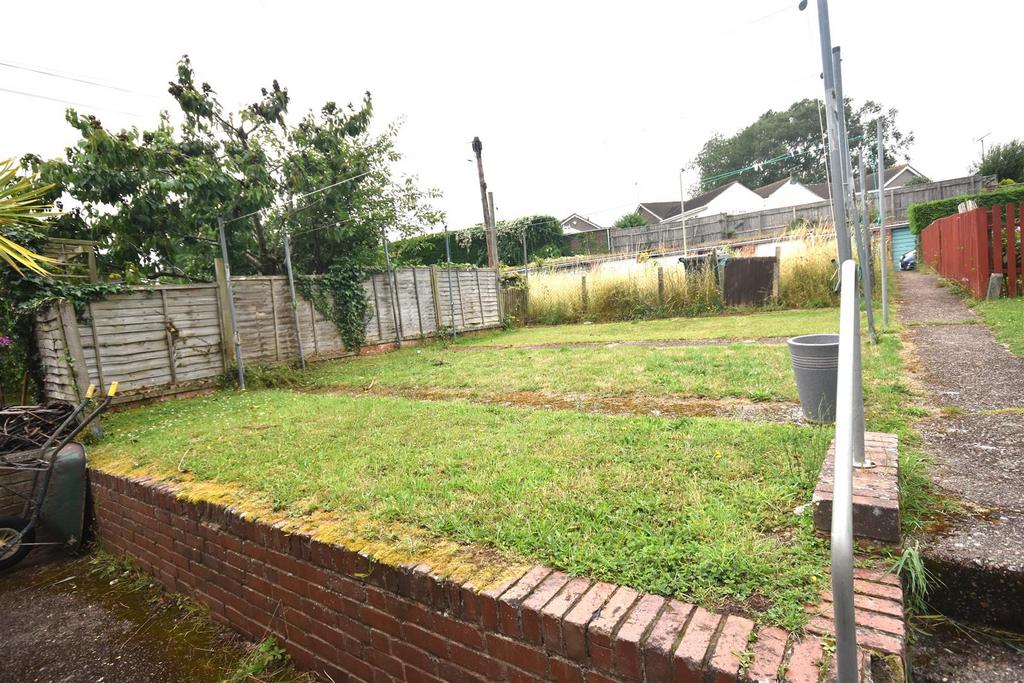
[472,136,499,268]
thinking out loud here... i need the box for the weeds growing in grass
[228,638,291,683]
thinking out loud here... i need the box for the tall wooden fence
[610,174,994,255]
[920,203,1022,297]
[35,266,502,404]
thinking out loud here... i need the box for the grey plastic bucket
[788,333,839,423]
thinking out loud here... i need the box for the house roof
[861,163,925,191]
[752,177,792,199]
[638,180,746,221]
[559,213,604,231]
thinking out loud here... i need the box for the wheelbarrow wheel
[0,516,34,570]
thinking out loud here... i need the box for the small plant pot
[787,333,839,423]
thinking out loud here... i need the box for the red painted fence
[920,203,1023,297]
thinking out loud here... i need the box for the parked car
[899,249,916,271]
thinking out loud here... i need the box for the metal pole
[382,233,402,347]
[858,147,877,341]
[217,216,245,390]
[679,169,689,255]
[808,1,851,264]
[282,224,306,369]
[877,119,889,326]
[522,227,529,284]
[444,224,457,338]
[832,259,860,682]
[832,46,856,263]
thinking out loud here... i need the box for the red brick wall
[89,470,905,683]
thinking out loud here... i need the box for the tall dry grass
[526,261,721,325]
[524,226,882,325]
[777,227,840,309]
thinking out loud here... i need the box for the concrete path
[897,270,1024,681]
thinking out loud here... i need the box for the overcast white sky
[3,1,1021,230]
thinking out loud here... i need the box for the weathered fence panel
[35,267,502,404]
[610,175,995,255]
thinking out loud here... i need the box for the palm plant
[0,158,58,276]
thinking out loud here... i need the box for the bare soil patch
[307,384,804,423]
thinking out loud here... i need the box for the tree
[614,212,647,228]
[973,140,1024,184]
[692,99,914,192]
[25,55,440,282]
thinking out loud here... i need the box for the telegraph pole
[472,137,499,268]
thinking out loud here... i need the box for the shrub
[907,184,1024,234]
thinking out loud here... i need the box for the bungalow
[634,165,928,224]
[635,180,764,225]
[560,213,605,234]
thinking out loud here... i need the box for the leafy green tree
[614,213,647,228]
[692,99,914,192]
[973,140,1024,184]
[25,55,440,282]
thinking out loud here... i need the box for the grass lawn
[92,391,831,629]
[459,308,840,347]
[307,343,798,402]
[89,309,932,631]
[973,297,1024,356]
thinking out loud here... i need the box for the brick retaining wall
[89,470,906,682]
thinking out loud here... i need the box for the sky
[3,0,1021,231]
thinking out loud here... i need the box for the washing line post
[444,224,457,338]
[382,232,402,347]
[217,216,245,390]
[858,147,877,341]
[832,46,856,266]
[877,119,889,327]
[805,0,851,265]
[679,168,689,255]
[282,223,306,369]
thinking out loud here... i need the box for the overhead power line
[0,85,143,117]
[0,59,160,99]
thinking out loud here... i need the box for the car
[899,249,916,271]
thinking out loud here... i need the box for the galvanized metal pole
[382,233,402,347]
[282,224,306,369]
[522,228,529,284]
[679,169,688,255]
[858,147,877,341]
[877,119,889,326]
[811,2,851,264]
[832,47,856,256]
[444,224,457,338]
[833,259,860,682]
[217,216,245,390]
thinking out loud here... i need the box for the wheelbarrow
[0,382,117,570]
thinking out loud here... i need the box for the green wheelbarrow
[0,382,117,570]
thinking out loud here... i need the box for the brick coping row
[89,469,906,682]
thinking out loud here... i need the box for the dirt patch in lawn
[307,384,804,423]
[456,336,790,351]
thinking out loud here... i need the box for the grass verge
[972,297,1024,356]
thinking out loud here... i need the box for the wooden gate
[723,256,778,306]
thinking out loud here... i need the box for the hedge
[908,184,1024,234]
[391,215,563,266]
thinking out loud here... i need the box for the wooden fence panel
[36,267,501,404]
